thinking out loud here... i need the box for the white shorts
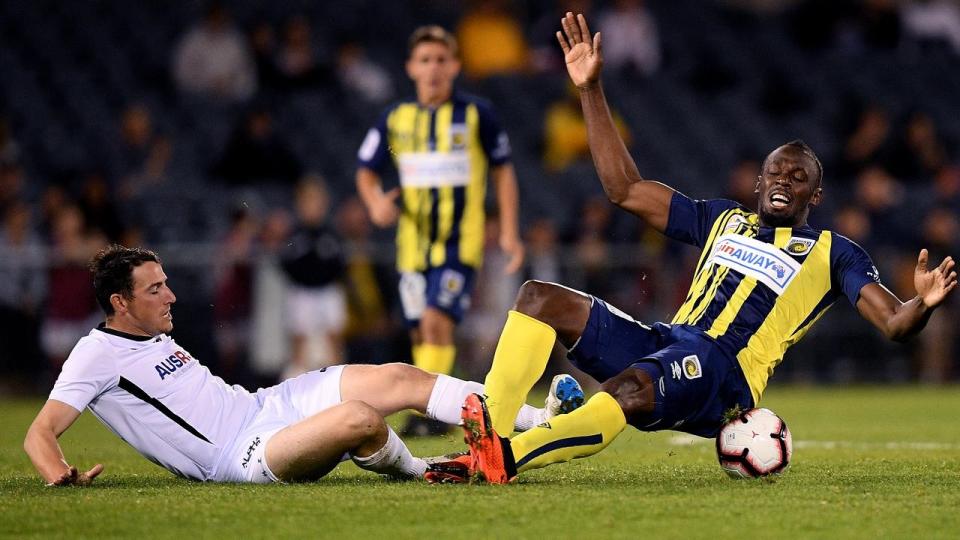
[214,365,346,483]
[286,284,347,336]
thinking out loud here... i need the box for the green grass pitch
[2,386,959,539]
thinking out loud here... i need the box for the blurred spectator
[277,15,330,90]
[566,196,616,298]
[78,172,124,243]
[916,206,959,382]
[0,115,21,165]
[903,0,960,55]
[457,0,530,79]
[249,22,282,92]
[0,203,46,379]
[172,3,256,102]
[596,0,661,78]
[336,42,394,105]
[213,207,258,384]
[543,84,632,172]
[279,176,346,379]
[725,158,762,207]
[40,206,105,372]
[524,217,562,284]
[529,0,593,74]
[250,208,292,380]
[0,162,27,214]
[335,196,397,365]
[113,103,172,199]
[833,204,873,246]
[837,103,892,179]
[886,111,951,182]
[932,164,960,207]
[212,105,302,185]
[854,166,906,245]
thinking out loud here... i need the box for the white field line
[667,434,960,451]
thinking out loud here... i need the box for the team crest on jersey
[785,237,816,256]
[449,124,468,150]
[707,234,802,295]
[682,355,702,379]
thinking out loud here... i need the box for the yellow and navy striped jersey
[357,92,511,272]
[666,193,880,403]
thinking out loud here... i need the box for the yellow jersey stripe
[736,230,833,403]
[459,103,485,268]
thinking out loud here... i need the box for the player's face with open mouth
[126,262,177,336]
[407,42,460,102]
[756,146,822,227]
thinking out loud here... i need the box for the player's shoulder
[824,230,870,254]
[453,91,496,112]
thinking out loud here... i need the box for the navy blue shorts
[398,264,476,328]
[568,298,754,438]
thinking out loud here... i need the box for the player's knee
[340,400,386,440]
[600,368,655,420]
[514,280,584,319]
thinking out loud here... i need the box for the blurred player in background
[456,13,958,484]
[356,26,524,435]
[23,245,580,486]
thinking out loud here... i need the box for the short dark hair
[408,25,458,58]
[782,139,823,186]
[89,245,161,316]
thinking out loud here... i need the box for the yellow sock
[510,392,626,473]
[484,310,557,435]
[414,343,456,375]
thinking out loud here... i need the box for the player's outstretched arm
[557,12,674,233]
[356,167,401,227]
[491,163,525,274]
[856,250,957,342]
[24,400,104,486]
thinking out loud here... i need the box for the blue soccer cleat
[545,374,585,418]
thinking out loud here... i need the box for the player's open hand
[557,12,602,89]
[369,187,401,227]
[50,464,104,487]
[500,232,525,275]
[915,249,957,308]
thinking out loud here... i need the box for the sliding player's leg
[483,280,593,435]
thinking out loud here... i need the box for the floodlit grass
[3,386,959,539]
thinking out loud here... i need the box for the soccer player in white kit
[23,245,577,485]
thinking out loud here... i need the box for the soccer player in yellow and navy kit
[356,26,524,434]
[455,13,958,484]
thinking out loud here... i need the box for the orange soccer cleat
[460,393,517,484]
[423,451,472,484]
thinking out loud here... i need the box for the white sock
[350,428,427,479]
[426,374,543,431]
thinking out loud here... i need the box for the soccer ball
[716,408,792,479]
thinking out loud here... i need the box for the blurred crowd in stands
[1,0,958,394]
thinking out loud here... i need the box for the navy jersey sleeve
[664,192,741,248]
[357,107,392,174]
[475,100,511,166]
[831,235,881,305]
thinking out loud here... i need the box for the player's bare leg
[338,363,550,431]
[512,280,592,347]
[264,400,393,482]
[340,363,437,416]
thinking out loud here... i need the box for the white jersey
[49,326,259,481]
